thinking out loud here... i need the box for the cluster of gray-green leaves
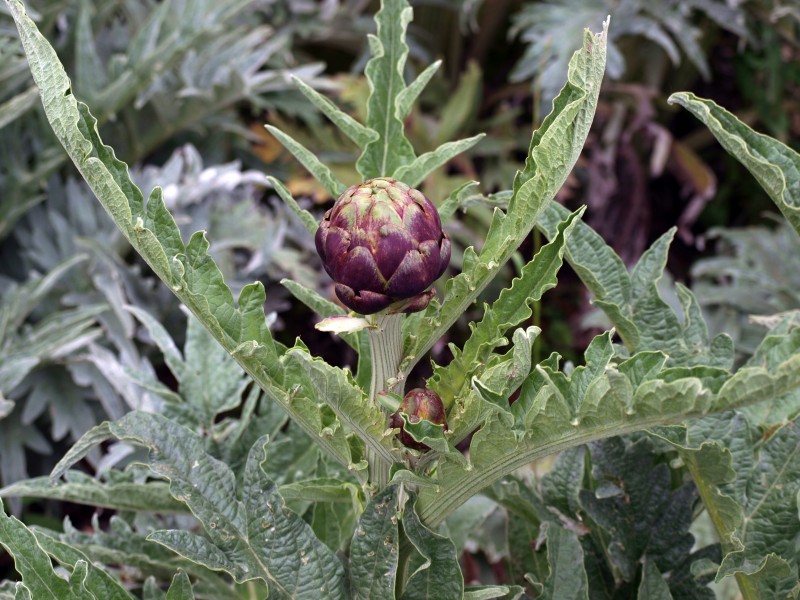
[2,0,800,598]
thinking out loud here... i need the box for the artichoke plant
[315,177,451,315]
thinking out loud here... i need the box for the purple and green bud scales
[390,388,447,451]
[315,177,451,315]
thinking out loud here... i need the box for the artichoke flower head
[315,177,451,315]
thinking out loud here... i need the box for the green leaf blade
[401,492,464,600]
[403,20,608,379]
[669,91,800,236]
[393,134,485,188]
[349,485,401,600]
[356,0,416,178]
[292,76,377,148]
[264,126,347,198]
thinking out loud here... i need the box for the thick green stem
[367,313,404,489]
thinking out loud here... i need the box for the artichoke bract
[315,177,451,315]
[390,388,447,450]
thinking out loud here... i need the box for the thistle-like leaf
[0,498,132,599]
[5,0,387,473]
[669,92,800,237]
[356,0,416,178]
[402,20,608,380]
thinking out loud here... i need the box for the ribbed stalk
[366,312,403,489]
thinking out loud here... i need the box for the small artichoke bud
[315,177,451,315]
[390,388,447,450]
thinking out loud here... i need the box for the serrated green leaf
[740,324,800,425]
[265,125,347,198]
[403,21,608,380]
[59,414,347,597]
[292,76,378,148]
[401,491,464,600]
[0,498,91,599]
[416,346,800,529]
[282,347,394,466]
[349,485,401,600]
[57,514,235,598]
[393,134,485,187]
[538,201,734,368]
[669,91,800,237]
[0,473,185,513]
[396,60,441,120]
[357,0,416,178]
[430,208,581,407]
[5,0,372,471]
[30,529,135,600]
[144,186,185,277]
[537,201,635,341]
[267,176,319,236]
[652,413,800,598]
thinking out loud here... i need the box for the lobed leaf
[291,76,378,148]
[669,92,800,237]
[392,134,485,188]
[356,0,416,179]
[430,207,581,408]
[415,344,800,528]
[402,20,608,380]
[53,413,347,598]
[0,472,184,513]
[538,202,734,367]
[653,413,800,597]
[400,492,464,600]
[0,498,125,599]
[5,0,388,473]
[349,485,401,599]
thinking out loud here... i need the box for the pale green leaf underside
[416,349,800,528]
[51,414,347,598]
[402,19,609,381]
[0,498,124,599]
[669,92,800,237]
[0,474,185,513]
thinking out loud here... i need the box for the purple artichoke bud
[390,388,447,451]
[315,177,451,315]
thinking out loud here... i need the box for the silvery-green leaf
[356,0,416,179]
[670,91,800,237]
[349,485,401,599]
[400,492,464,600]
[264,125,346,199]
[403,20,608,381]
[291,76,377,148]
